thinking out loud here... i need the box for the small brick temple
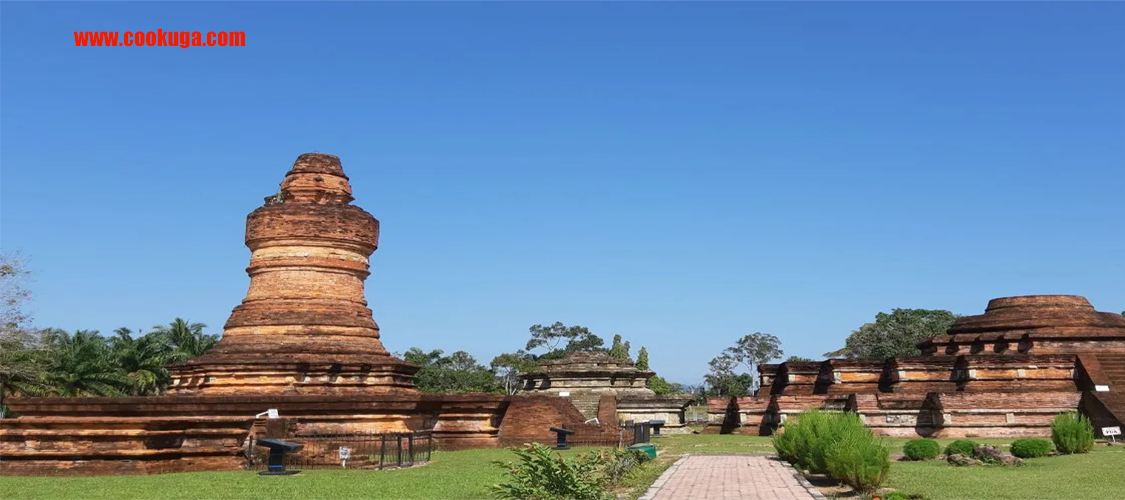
[519,351,694,433]
[707,295,1125,438]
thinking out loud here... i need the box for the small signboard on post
[339,446,352,468]
[255,408,281,419]
[1103,426,1121,443]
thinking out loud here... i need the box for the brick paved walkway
[640,455,824,500]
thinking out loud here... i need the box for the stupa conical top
[169,153,418,394]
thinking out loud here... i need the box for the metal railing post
[379,434,387,470]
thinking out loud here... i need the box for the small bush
[772,410,890,493]
[601,448,650,484]
[902,439,940,461]
[1051,412,1094,455]
[773,426,800,464]
[771,410,869,473]
[823,432,891,494]
[943,439,977,457]
[1010,438,1051,459]
[490,443,609,500]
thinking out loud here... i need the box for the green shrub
[1010,438,1051,459]
[823,431,891,494]
[490,443,609,500]
[770,410,869,473]
[1051,412,1094,454]
[902,439,940,460]
[601,448,650,484]
[943,439,977,457]
[773,426,800,464]
[771,410,889,493]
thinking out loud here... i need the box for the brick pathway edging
[782,459,828,500]
[637,455,689,500]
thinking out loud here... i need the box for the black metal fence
[247,431,433,471]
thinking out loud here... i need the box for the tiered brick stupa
[919,295,1125,356]
[169,153,418,394]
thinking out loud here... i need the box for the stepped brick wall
[708,296,1125,437]
[0,417,256,476]
[821,359,885,394]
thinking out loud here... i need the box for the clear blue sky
[2,2,1123,384]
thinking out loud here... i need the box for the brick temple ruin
[0,153,690,476]
[519,351,694,433]
[707,295,1125,438]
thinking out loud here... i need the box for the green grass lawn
[1,449,510,500]
[885,445,1125,500]
[2,435,1123,500]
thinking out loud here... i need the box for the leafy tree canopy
[525,322,605,357]
[785,356,816,363]
[703,332,783,397]
[648,375,686,395]
[404,348,503,394]
[491,350,538,395]
[838,308,959,359]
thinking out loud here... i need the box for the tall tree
[703,352,755,397]
[724,332,783,383]
[150,318,219,362]
[524,322,605,358]
[490,350,537,395]
[110,328,174,396]
[609,335,630,360]
[0,253,48,411]
[841,309,959,359]
[403,348,502,394]
[40,329,129,397]
[635,347,650,370]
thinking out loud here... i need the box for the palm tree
[40,329,129,397]
[150,318,218,362]
[110,328,174,395]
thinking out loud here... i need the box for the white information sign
[339,446,352,460]
[1095,385,1110,392]
[1103,427,1121,437]
[267,409,280,419]
[558,391,570,397]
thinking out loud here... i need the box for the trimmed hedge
[902,439,940,461]
[1051,412,1094,454]
[1010,438,1051,459]
[943,439,977,457]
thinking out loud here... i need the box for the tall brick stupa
[169,153,418,394]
